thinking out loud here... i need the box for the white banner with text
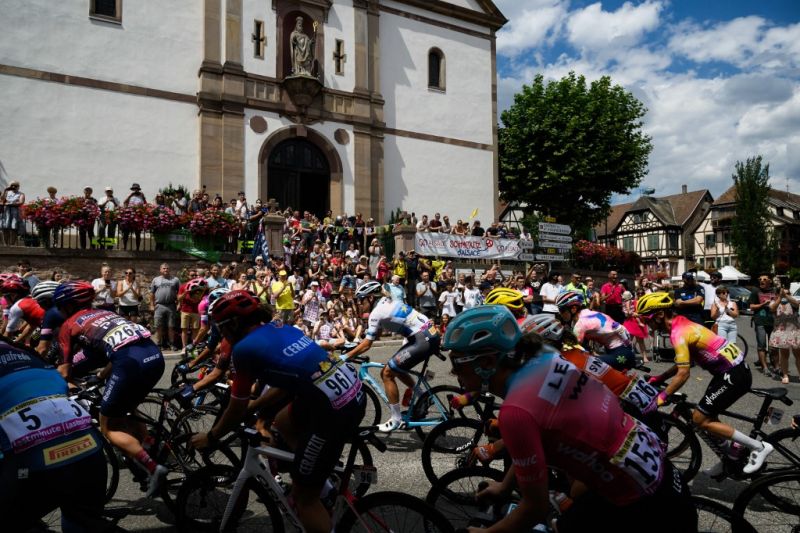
[414,232,524,259]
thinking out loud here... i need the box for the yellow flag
[469,208,479,219]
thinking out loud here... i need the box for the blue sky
[493,0,800,203]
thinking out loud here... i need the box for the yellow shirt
[393,259,407,279]
[431,259,446,281]
[271,280,294,310]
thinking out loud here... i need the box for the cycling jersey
[198,295,211,326]
[57,309,153,364]
[572,309,631,349]
[560,347,658,414]
[0,340,97,470]
[5,297,45,333]
[500,348,664,506]
[230,320,362,411]
[365,298,434,341]
[670,315,744,374]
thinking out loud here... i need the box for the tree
[730,156,778,277]
[499,72,652,233]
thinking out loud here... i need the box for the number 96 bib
[314,360,362,410]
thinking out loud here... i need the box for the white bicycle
[176,425,454,532]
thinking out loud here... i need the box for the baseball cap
[310,280,319,286]
[279,270,287,276]
[104,186,113,192]
[682,272,695,280]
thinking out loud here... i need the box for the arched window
[428,48,445,91]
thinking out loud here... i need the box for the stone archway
[258,126,343,215]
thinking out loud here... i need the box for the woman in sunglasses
[117,268,143,323]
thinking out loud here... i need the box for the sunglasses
[126,271,134,275]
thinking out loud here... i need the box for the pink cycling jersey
[500,349,664,506]
[198,295,210,326]
[670,315,744,374]
[572,309,631,349]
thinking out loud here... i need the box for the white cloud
[495,0,569,56]
[566,1,664,53]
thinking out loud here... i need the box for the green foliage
[158,183,189,199]
[730,156,778,277]
[499,72,652,234]
[787,267,800,282]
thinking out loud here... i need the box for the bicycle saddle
[750,388,788,400]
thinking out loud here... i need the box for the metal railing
[2,220,161,252]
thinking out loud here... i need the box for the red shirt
[178,282,203,314]
[600,282,624,305]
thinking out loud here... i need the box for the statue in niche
[289,16,317,77]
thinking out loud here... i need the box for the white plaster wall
[383,135,494,222]
[380,8,494,144]
[382,0,490,35]
[441,0,486,13]
[243,110,355,213]
[0,75,199,198]
[323,1,356,92]
[0,0,203,96]
[242,0,278,78]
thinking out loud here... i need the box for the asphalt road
[49,315,799,531]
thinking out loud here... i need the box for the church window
[90,0,122,24]
[428,48,445,91]
[253,20,266,59]
[333,39,346,75]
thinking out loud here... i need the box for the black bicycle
[732,469,800,533]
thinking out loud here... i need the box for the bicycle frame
[354,356,451,428]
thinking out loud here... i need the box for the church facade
[0,0,505,223]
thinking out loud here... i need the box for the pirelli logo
[43,434,97,466]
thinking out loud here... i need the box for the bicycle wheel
[361,384,383,428]
[421,417,508,488]
[425,466,505,530]
[693,496,754,533]
[659,413,702,482]
[412,384,463,441]
[733,470,800,533]
[764,427,800,474]
[176,464,285,533]
[102,437,121,503]
[736,334,748,360]
[336,490,454,533]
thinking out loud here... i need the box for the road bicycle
[658,386,798,482]
[175,425,454,532]
[343,352,468,439]
[732,469,800,533]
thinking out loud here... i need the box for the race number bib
[102,322,151,351]
[621,378,659,413]
[0,395,92,452]
[610,422,663,493]
[314,360,362,410]
[717,342,742,365]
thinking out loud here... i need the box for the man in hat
[98,186,119,249]
[124,183,146,207]
[79,186,98,249]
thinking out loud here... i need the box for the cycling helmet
[635,292,674,315]
[519,313,564,342]
[207,287,230,305]
[31,281,61,303]
[555,290,584,310]
[442,305,522,357]
[210,290,261,325]
[186,278,209,293]
[0,273,23,285]
[0,278,29,295]
[484,287,524,310]
[355,281,382,300]
[53,281,95,308]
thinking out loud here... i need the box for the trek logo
[43,434,97,466]
[556,443,615,482]
[282,336,314,357]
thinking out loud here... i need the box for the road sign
[517,253,536,261]
[535,254,567,261]
[538,222,571,235]
[538,241,572,250]
[537,233,572,243]
[518,240,536,250]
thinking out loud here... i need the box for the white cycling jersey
[366,298,432,341]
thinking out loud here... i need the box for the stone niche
[274,0,331,80]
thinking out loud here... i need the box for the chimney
[681,184,687,194]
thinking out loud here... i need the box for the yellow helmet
[635,292,674,315]
[485,287,524,310]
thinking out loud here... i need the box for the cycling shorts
[289,391,365,487]
[1,440,106,532]
[387,329,441,373]
[697,362,752,417]
[101,342,165,417]
[597,344,635,371]
[556,460,696,533]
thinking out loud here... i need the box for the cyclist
[53,281,168,496]
[556,290,636,370]
[192,291,365,533]
[443,306,696,533]
[4,280,59,345]
[0,336,107,532]
[344,280,440,432]
[639,292,773,475]
[484,287,528,323]
[1,276,39,341]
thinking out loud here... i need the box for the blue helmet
[53,281,95,308]
[442,305,522,357]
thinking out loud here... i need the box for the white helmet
[31,281,61,303]
[355,281,382,300]
[519,313,564,342]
